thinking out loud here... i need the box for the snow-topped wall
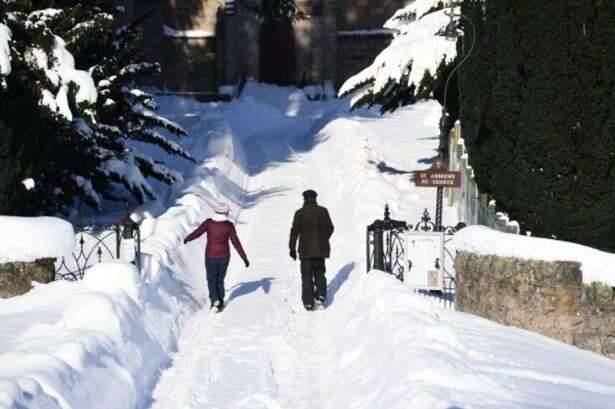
[454,225,615,360]
[0,216,75,264]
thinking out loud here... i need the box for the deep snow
[0,83,614,409]
[0,217,74,263]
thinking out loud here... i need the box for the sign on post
[413,159,461,188]
[404,231,445,291]
[414,169,461,188]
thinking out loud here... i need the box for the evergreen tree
[0,1,106,213]
[0,119,17,213]
[76,5,195,203]
[0,2,194,214]
[458,0,615,251]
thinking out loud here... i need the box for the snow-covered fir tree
[81,5,194,204]
[338,0,459,112]
[0,1,193,214]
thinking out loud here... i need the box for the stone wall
[125,0,405,91]
[455,251,615,360]
[0,259,55,298]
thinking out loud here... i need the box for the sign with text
[404,231,445,291]
[414,169,462,188]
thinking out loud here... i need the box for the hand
[183,238,188,245]
[289,249,297,261]
[244,259,250,268]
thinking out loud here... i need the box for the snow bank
[0,217,74,263]
[0,23,11,78]
[454,225,615,286]
[339,0,456,100]
[0,86,258,408]
[329,269,615,408]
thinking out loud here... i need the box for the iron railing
[55,220,141,281]
[367,206,463,309]
[366,205,409,281]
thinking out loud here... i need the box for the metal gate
[55,220,141,281]
[366,206,462,309]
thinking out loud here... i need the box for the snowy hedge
[0,216,74,263]
[453,226,615,286]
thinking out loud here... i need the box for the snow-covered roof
[453,225,615,286]
[0,216,75,263]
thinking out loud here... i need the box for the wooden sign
[414,170,462,188]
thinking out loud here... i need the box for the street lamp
[434,7,476,231]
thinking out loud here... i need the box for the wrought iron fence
[366,206,463,309]
[366,205,409,281]
[55,220,141,281]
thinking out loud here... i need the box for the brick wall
[455,251,615,360]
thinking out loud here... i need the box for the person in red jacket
[184,203,249,312]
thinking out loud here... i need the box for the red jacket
[185,219,248,261]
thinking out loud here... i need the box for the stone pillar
[223,1,261,84]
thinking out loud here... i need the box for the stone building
[125,0,408,94]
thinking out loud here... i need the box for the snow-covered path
[145,90,615,409]
[3,85,614,409]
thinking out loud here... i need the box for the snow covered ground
[1,83,615,409]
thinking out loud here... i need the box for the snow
[454,225,615,286]
[21,178,35,191]
[27,36,97,118]
[51,36,98,105]
[339,0,457,101]
[0,23,11,79]
[163,25,215,38]
[0,83,614,409]
[0,217,75,263]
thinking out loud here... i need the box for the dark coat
[185,219,248,261]
[289,203,334,260]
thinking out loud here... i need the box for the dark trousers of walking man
[301,258,327,308]
[289,190,334,311]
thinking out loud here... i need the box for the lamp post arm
[443,13,477,111]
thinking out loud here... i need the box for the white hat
[214,203,230,215]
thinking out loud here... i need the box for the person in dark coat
[289,190,334,310]
[184,203,249,312]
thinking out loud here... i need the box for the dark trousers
[205,257,230,303]
[301,258,327,307]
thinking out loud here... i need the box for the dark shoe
[217,300,225,312]
[316,297,326,309]
[304,304,314,311]
[211,300,220,310]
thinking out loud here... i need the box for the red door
[259,19,296,86]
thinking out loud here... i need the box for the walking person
[289,190,334,311]
[184,203,249,312]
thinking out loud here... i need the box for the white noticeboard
[404,231,445,291]
[120,238,136,263]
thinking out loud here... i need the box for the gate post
[372,227,385,271]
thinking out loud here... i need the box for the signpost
[414,160,461,188]
[413,160,461,230]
